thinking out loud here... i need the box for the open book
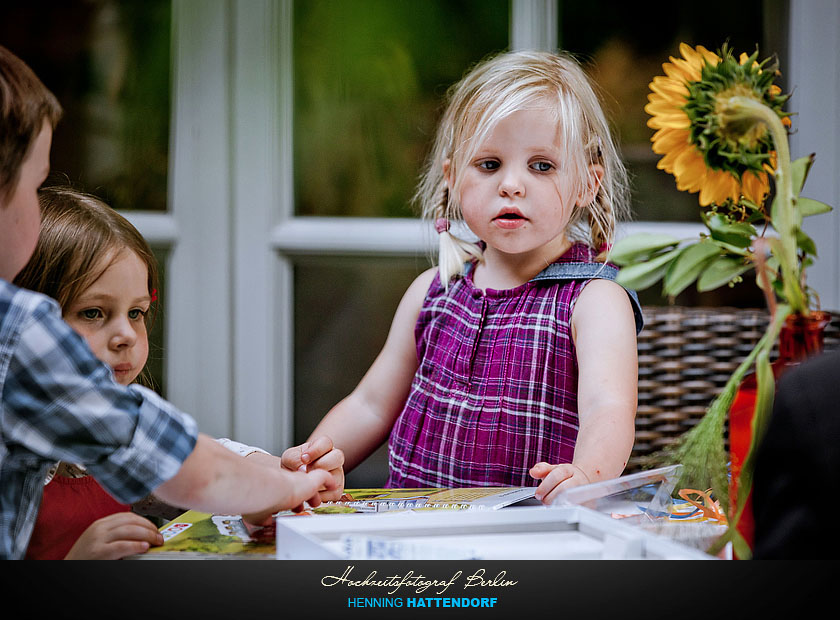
[313,486,537,513]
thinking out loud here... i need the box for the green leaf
[769,192,780,227]
[732,529,753,560]
[663,242,721,297]
[616,248,681,291]
[708,238,750,256]
[752,348,776,446]
[790,154,815,196]
[796,197,833,217]
[610,233,680,265]
[796,229,817,257]
[705,214,757,248]
[697,256,752,291]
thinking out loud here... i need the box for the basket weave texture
[628,306,840,473]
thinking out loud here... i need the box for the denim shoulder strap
[532,262,644,334]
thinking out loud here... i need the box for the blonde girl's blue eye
[531,161,553,172]
[477,160,500,171]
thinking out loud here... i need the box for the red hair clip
[150,288,158,302]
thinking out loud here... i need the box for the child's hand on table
[280,436,345,502]
[64,512,164,560]
[529,462,591,505]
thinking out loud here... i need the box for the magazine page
[138,510,275,559]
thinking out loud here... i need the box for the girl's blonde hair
[13,186,160,384]
[417,49,630,285]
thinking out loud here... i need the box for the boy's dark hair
[0,45,63,200]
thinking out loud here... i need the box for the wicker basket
[628,306,840,473]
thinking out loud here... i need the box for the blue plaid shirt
[0,280,198,559]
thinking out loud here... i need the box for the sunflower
[646,43,790,208]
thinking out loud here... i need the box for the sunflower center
[714,86,769,151]
[681,48,787,182]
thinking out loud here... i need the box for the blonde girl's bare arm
[531,279,638,504]
[299,268,438,472]
[571,279,638,478]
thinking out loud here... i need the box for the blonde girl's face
[64,249,150,386]
[449,107,595,262]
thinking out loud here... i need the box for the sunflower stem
[723,96,807,314]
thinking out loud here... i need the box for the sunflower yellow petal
[679,43,713,69]
[741,170,770,203]
[695,45,720,65]
[666,57,702,82]
[673,148,708,191]
[698,170,738,206]
[678,42,696,60]
[646,112,691,130]
[655,142,690,172]
[649,78,689,100]
[645,100,688,117]
[655,136,692,163]
[652,128,691,153]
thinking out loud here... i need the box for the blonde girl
[283,50,642,504]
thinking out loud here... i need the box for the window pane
[1,0,171,212]
[559,0,781,223]
[293,0,508,218]
[294,256,428,486]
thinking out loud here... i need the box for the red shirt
[25,474,130,560]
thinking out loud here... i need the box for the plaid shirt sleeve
[2,289,198,504]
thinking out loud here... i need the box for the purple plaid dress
[385,243,642,488]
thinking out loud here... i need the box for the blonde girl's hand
[529,462,591,505]
[280,436,345,502]
[64,512,164,560]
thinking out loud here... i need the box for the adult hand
[64,512,163,560]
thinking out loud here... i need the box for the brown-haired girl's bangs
[14,186,160,327]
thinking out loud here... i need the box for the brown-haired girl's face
[63,249,150,386]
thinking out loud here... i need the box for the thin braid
[435,182,482,289]
[437,184,449,220]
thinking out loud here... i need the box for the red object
[25,474,131,560]
[728,310,830,559]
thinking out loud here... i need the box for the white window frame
[128,0,837,454]
[791,0,840,312]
